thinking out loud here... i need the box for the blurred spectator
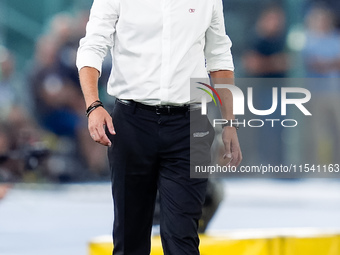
[30,34,84,138]
[306,0,340,29]
[303,5,340,78]
[302,5,340,164]
[28,13,109,181]
[243,5,289,78]
[0,46,20,121]
[242,5,290,165]
[0,46,45,182]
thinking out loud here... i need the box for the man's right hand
[88,107,116,146]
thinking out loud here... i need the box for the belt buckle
[156,105,162,115]
[156,105,171,115]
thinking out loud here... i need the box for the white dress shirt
[76,0,234,105]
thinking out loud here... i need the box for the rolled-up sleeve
[204,0,234,72]
[76,0,119,74]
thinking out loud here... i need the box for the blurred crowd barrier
[0,0,340,182]
[89,229,340,255]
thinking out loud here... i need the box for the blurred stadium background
[1,0,340,254]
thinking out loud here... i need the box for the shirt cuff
[76,50,103,75]
[207,60,234,73]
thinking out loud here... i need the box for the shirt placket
[160,0,171,104]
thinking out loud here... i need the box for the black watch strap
[222,121,239,130]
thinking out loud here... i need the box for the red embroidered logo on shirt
[189,9,195,13]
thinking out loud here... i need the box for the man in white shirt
[77,0,242,254]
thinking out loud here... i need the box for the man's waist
[117,99,201,115]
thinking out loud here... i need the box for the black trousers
[107,100,214,255]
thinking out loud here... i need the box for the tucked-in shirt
[76,0,234,105]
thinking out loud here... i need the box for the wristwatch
[222,121,239,130]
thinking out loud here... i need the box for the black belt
[118,99,200,115]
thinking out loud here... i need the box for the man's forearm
[78,66,115,146]
[210,70,235,120]
[79,66,101,108]
[211,70,242,166]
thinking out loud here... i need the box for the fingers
[90,126,110,146]
[105,115,116,135]
[90,128,111,146]
[222,127,242,167]
[96,124,112,147]
[229,146,242,167]
[236,149,243,166]
[90,129,99,141]
[223,140,233,165]
[223,140,232,160]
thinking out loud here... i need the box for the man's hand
[88,107,115,146]
[222,127,242,167]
